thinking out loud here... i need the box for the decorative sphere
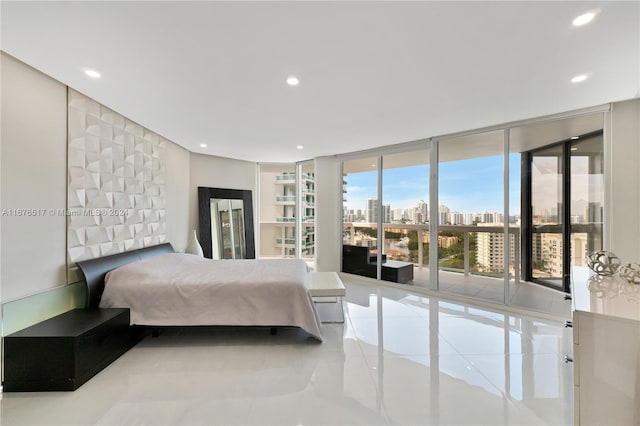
[586,251,621,276]
[618,262,640,285]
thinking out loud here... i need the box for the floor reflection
[2,277,572,426]
[344,280,572,425]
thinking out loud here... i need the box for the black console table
[342,245,414,284]
[380,260,414,284]
[3,308,135,391]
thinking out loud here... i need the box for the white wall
[0,53,192,302]
[1,53,67,301]
[314,156,342,272]
[607,99,640,261]
[189,153,257,243]
[165,141,191,251]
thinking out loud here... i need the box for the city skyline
[344,155,521,214]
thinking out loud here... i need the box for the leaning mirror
[198,187,255,259]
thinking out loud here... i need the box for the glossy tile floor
[411,268,571,319]
[1,278,574,425]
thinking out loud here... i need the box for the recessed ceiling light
[571,74,588,83]
[286,76,300,86]
[570,136,580,140]
[84,69,101,79]
[200,143,207,148]
[296,145,304,150]
[570,147,578,151]
[573,11,597,27]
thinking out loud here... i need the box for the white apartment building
[538,232,589,277]
[365,199,391,223]
[475,223,517,275]
[259,166,315,258]
[450,212,464,225]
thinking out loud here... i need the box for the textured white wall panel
[67,89,166,262]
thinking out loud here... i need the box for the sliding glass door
[528,143,566,290]
[570,133,604,272]
[523,131,603,292]
[438,130,506,304]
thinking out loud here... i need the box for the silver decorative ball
[618,262,640,285]
[586,251,621,276]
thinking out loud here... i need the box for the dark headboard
[76,243,174,309]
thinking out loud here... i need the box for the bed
[76,243,322,341]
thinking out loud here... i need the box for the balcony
[275,195,296,204]
[276,217,295,223]
[275,174,295,183]
[275,238,296,247]
[342,222,569,318]
[344,222,519,273]
[275,173,315,183]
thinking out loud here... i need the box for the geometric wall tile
[67,88,166,263]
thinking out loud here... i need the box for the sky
[344,154,521,214]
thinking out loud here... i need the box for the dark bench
[342,245,413,284]
[3,308,138,391]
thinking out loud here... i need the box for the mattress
[99,253,322,340]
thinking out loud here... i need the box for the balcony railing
[343,222,521,280]
[275,173,315,182]
[273,216,315,223]
[276,217,295,223]
[275,174,295,182]
[276,195,296,203]
[275,238,296,246]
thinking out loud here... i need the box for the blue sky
[345,154,521,214]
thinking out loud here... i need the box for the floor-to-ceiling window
[342,150,429,284]
[569,132,604,272]
[342,157,379,278]
[382,149,430,285]
[259,162,317,265]
[300,161,316,269]
[510,115,603,312]
[528,143,566,290]
[520,129,604,293]
[437,131,506,304]
[338,110,605,316]
[259,164,297,258]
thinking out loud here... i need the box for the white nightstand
[308,272,346,323]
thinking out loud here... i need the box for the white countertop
[571,266,640,322]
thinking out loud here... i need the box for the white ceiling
[2,1,638,163]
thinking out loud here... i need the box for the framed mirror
[198,187,255,259]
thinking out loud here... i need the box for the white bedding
[100,253,322,340]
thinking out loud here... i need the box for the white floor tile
[1,277,572,426]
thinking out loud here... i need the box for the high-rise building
[482,212,494,223]
[259,167,315,258]
[392,208,405,223]
[439,204,450,225]
[463,212,476,225]
[383,204,391,223]
[416,200,428,223]
[451,212,464,225]
[476,223,509,274]
[366,198,378,223]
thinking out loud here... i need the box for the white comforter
[100,253,322,340]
